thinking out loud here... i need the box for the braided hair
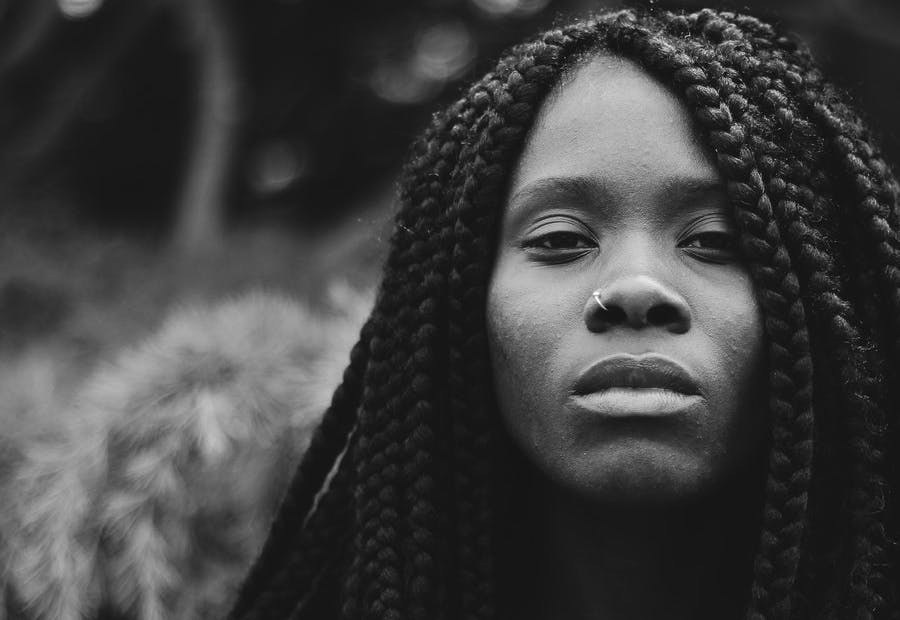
[229,8,899,619]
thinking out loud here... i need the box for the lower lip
[569,388,702,417]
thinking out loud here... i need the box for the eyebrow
[507,174,726,213]
[507,175,601,212]
[659,176,726,200]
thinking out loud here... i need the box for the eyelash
[522,229,740,263]
[522,230,596,263]
[678,231,740,263]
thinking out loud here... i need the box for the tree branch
[169,0,243,256]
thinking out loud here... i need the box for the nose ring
[591,289,608,311]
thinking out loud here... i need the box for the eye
[529,231,593,250]
[679,231,740,263]
[521,222,597,264]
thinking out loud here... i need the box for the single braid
[351,313,420,619]
[254,455,356,620]
[230,319,373,619]
[398,245,449,620]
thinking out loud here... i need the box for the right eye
[521,222,597,263]
[527,231,594,251]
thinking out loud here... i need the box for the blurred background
[0,0,898,423]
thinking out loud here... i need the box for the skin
[487,54,768,505]
[485,54,770,619]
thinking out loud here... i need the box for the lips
[572,354,702,397]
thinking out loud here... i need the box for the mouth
[570,354,703,417]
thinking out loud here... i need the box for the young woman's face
[486,55,768,504]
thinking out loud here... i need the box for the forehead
[508,54,719,198]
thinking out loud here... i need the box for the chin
[562,444,720,506]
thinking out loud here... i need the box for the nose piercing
[591,289,608,311]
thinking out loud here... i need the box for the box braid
[230,8,899,620]
[622,14,895,619]
[684,13,899,617]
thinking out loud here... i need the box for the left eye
[679,231,739,261]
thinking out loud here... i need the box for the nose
[584,275,692,334]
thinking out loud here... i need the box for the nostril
[647,304,680,327]
[584,277,692,334]
[599,305,628,325]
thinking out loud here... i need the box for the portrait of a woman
[227,7,900,620]
[0,4,897,620]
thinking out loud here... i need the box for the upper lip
[572,354,701,396]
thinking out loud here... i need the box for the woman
[230,7,899,619]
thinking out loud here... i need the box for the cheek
[693,267,765,375]
[697,274,768,450]
[712,284,764,378]
[486,266,571,383]
[485,289,536,382]
[485,265,571,444]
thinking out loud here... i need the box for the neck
[500,469,760,620]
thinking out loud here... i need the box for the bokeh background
[0,0,898,421]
